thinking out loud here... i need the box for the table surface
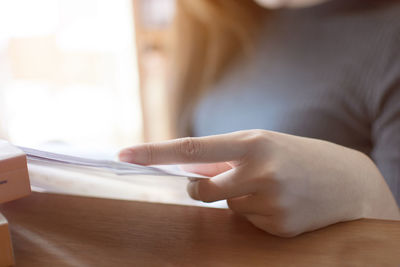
[1,192,400,267]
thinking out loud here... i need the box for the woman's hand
[119,130,400,237]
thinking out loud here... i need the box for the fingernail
[187,181,200,200]
[119,150,134,162]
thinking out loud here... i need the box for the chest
[192,38,372,151]
[191,11,387,152]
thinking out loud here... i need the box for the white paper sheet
[19,146,207,179]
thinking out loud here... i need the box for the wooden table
[1,192,399,266]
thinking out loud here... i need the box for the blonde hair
[166,0,265,137]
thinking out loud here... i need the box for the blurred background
[0,0,220,207]
[0,0,174,156]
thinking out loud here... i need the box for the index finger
[119,132,248,165]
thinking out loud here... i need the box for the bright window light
[0,0,142,155]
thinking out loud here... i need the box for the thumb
[187,168,255,202]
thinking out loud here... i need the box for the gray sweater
[192,0,400,205]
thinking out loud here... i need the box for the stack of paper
[19,147,206,179]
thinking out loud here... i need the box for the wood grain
[1,192,399,267]
[0,213,14,267]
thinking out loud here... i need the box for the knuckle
[274,228,299,238]
[144,144,155,165]
[248,174,268,189]
[249,163,283,190]
[266,164,283,185]
[244,214,298,237]
[177,137,203,160]
[266,163,279,179]
[246,215,270,233]
[270,216,299,238]
[240,129,271,151]
[271,220,299,237]
[268,197,289,215]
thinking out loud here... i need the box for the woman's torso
[193,0,399,152]
[192,0,400,203]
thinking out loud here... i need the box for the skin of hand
[119,130,400,237]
